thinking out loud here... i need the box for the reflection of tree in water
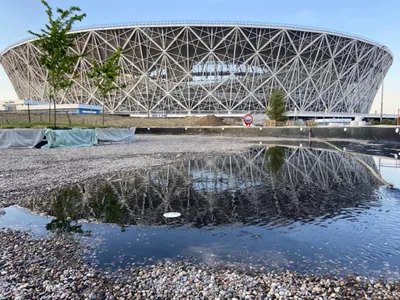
[46,219,91,236]
[46,182,128,231]
[264,146,286,174]
[24,147,382,229]
[46,188,93,235]
[91,183,126,225]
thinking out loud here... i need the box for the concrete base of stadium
[135,126,400,144]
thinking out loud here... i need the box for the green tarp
[43,129,97,148]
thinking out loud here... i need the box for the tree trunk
[48,102,51,123]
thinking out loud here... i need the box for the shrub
[266,90,288,122]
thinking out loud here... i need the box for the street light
[146,37,150,118]
[380,47,385,123]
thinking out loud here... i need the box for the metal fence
[0,110,112,126]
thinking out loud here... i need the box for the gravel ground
[1,229,399,299]
[0,134,375,208]
[0,135,255,207]
[2,135,399,299]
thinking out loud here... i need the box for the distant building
[0,100,102,114]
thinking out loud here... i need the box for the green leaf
[28,0,86,100]
[87,48,124,98]
[266,89,288,122]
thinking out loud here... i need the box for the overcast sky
[0,0,399,113]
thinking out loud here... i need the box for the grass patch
[0,122,126,129]
[367,119,396,126]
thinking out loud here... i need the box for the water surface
[1,144,400,278]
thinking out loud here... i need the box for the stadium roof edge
[0,20,394,58]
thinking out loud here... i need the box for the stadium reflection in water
[24,146,381,229]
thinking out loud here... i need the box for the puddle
[1,146,400,278]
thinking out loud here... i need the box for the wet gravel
[0,229,399,299]
[0,135,254,207]
[2,135,400,299]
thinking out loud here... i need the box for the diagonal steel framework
[0,23,393,115]
[24,147,381,227]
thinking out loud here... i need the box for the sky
[0,0,399,114]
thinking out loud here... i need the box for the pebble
[1,228,398,299]
[0,137,400,298]
[0,136,254,206]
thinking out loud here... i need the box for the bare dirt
[0,112,242,127]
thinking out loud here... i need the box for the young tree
[87,48,124,125]
[266,89,288,122]
[28,0,86,128]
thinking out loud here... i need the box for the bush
[368,119,395,125]
[266,90,287,122]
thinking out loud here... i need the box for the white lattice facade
[0,22,393,114]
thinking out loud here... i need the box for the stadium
[0,21,394,115]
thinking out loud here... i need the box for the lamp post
[380,47,385,123]
[380,77,384,123]
[146,37,150,118]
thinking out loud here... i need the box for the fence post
[28,103,31,123]
[66,111,71,124]
[5,109,9,124]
